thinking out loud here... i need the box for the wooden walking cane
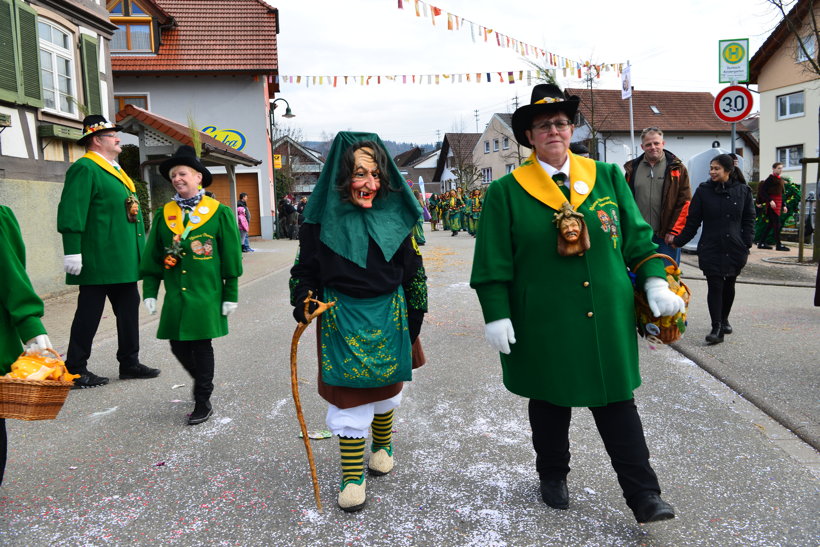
[289,291,334,512]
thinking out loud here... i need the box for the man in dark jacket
[623,127,691,264]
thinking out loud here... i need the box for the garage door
[210,173,262,236]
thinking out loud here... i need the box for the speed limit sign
[714,85,753,122]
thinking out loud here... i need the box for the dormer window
[650,106,661,114]
[108,0,154,52]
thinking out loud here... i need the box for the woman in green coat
[140,146,243,425]
[0,205,53,485]
[471,85,685,524]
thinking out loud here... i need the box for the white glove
[24,334,53,354]
[644,277,686,317]
[144,298,157,315]
[484,318,516,355]
[222,302,238,316]
[64,254,82,275]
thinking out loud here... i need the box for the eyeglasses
[531,120,573,133]
[96,133,119,139]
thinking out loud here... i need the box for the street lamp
[269,97,295,238]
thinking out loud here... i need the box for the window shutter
[16,0,41,107]
[0,0,18,102]
[80,34,101,115]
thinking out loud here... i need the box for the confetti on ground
[299,430,332,439]
[171,384,186,389]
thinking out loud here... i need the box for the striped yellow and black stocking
[339,436,365,485]
[370,409,394,453]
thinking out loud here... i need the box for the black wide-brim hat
[511,84,580,149]
[78,114,123,145]
[159,145,213,188]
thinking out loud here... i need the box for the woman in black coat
[673,154,756,344]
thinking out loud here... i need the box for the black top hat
[78,114,123,145]
[511,84,580,149]
[159,145,213,188]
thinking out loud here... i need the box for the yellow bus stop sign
[274,154,282,169]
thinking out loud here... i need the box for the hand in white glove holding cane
[484,318,516,354]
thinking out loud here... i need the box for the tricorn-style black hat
[511,84,580,148]
[78,114,123,145]
[159,145,213,188]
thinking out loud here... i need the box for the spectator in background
[623,127,691,265]
[757,162,790,251]
[237,192,254,252]
[237,205,250,253]
[673,154,755,344]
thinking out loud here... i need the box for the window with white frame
[776,144,803,169]
[505,163,514,174]
[482,167,493,182]
[502,137,510,150]
[777,91,805,120]
[484,141,490,153]
[796,34,817,63]
[38,20,77,116]
[493,139,499,152]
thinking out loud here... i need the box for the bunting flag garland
[395,0,622,77]
[270,63,624,87]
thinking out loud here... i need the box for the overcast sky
[271,0,783,144]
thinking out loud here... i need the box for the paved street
[1,227,818,546]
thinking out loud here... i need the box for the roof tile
[112,0,278,73]
[566,88,735,133]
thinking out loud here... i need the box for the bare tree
[764,0,820,76]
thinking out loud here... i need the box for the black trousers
[169,339,215,405]
[1,419,6,486]
[758,207,782,245]
[705,275,738,325]
[65,283,140,374]
[528,398,661,505]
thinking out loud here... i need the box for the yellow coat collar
[82,152,136,193]
[512,152,597,211]
[163,196,220,235]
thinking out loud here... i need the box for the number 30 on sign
[714,85,753,123]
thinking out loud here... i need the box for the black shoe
[776,244,790,251]
[630,492,675,523]
[705,323,724,344]
[71,371,109,389]
[188,402,213,425]
[539,479,569,510]
[119,363,161,380]
[721,321,733,335]
[757,243,773,250]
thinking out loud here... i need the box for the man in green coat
[1,205,53,485]
[470,84,685,524]
[57,115,160,388]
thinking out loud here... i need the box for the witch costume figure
[140,146,243,425]
[289,132,428,512]
[470,84,685,524]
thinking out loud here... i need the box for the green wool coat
[0,206,47,373]
[470,154,666,407]
[57,155,146,285]
[140,198,243,341]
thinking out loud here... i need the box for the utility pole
[511,95,519,111]
[474,109,479,132]
[435,129,441,144]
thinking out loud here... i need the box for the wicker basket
[0,349,73,421]
[632,253,691,345]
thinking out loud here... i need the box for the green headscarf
[302,131,421,268]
